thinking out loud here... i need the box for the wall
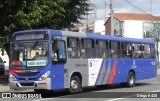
[94,20,105,35]
[105,20,111,35]
[124,20,143,39]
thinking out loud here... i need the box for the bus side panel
[121,59,135,82]
[143,59,157,79]
[51,64,64,90]
[134,59,147,81]
[64,59,89,88]
[108,59,125,84]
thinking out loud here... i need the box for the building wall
[105,20,111,35]
[94,20,105,35]
[123,20,143,39]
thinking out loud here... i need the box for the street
[0,74,160,101]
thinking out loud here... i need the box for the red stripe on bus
[9,70,23,75]
[108,60,117,84]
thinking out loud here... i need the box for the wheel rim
[71,80,78,90]
[129,76,134,85]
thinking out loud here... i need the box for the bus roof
[13,29,155,44]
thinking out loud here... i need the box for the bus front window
[11,41,48,68]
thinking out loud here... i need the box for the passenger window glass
[52,40,66,63]
[132,43,142,58]
[142,44,151,59]
[67,38,80,58]
[122,42,132,58]
[110,41,121,58]
[81,39,95,58]
[151,44,155,58]
[96,40,109,58]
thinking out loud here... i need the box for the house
[104,13,160,61]
[104,13,160,39]
[71,20,105,35]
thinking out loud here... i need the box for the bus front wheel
[69,76,82,94]
[127,72,135,87]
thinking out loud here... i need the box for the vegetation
[0,0,90,42]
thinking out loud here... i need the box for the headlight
[9,73,16,81]
[38,71,50,81]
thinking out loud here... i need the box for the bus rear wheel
[127,72,135,87]
[69,76,82,94]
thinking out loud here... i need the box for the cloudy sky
[91,0,160,20]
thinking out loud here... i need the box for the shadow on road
[0,75,9,86]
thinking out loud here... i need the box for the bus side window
[151,44,155,58]
[52,40,66,63]
[133,43,142,58]
[142,44,151,59]
[81,39,95,58]
[96,40,108,58]
[122,42,132,58]
[67,38,80,58]
[110,41,121,58]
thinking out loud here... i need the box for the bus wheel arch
[127,70,136,87]
[69,72,82,94]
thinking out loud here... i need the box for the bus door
[51,39,67,89]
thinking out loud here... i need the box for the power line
[124,0,159,21]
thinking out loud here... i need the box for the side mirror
[3,61,6,63]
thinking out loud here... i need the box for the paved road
[0,74,160,101]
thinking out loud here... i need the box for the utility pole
[110,0,114,35]
[150,0,152,14]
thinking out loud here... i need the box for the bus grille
[16,72,39,76]
[18,78,37,80]
[20,82,34,86]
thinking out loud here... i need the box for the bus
[9,29,157,94]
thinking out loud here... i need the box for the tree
[0,0,90,42]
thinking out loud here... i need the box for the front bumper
[9,78,51,90]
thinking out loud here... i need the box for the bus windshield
[11,41,48,68]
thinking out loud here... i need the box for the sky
[91,0,160,21]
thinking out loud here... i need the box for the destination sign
[27,60,46,67]
[16,33,44,40]
[12,31,48,41]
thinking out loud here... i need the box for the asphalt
[0,73,159,101]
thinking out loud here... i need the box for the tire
[127,72,135,87]
[69,76,82,94]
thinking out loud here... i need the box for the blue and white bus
[9,29,157,93]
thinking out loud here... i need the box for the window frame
[67,37,81,58]
[121,42,132,58]
[52,39,67,64]
[81,38,95,59]
[109,40,121,58]
[96,39,109,58]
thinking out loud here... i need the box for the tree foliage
[0,0,90,42]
